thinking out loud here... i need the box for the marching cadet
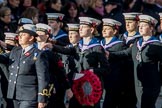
[41,17,110,108]
[0,24,50,108]
[63,23,81,85]
[108,14,162,108]
[60,24,80,107]
[122,12,141,47]
[100,18,127,108]
[35,23,52,49]
[35,23,73,108]
[0,33,17,108]
[46,13,70,46]
[120,12,142,108]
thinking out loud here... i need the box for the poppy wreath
[72,70,103,106]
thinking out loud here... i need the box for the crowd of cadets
[0,0,162,36]
[0,0,162,108]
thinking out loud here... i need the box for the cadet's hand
[39,42,46,50]
[41,43,53,50]
[47,38,57,44]
[0,40,7,49]
[66,88,73,100]
[38,102,47,108]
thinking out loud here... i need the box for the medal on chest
[136,51,142,62]
[33,53,38,60]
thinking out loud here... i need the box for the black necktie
[21,49,25,58]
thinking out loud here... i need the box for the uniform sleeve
[36,51,50,103]
[52,45,76,55]
[0,53,9,64]
[6,44,15,51]
[145,43,162,61]
[155,44,162,61]
[92,46,110,77]
[148,43,162,84]
[109,46,132,60]
[55,37,70,46]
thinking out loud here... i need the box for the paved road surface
[100,88,162,108]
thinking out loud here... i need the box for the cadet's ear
[90,27,95,34]
[113,29,118,35]
[29,35,35,42]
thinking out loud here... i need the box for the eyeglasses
[4,14,11,16]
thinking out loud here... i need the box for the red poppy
[25,52,30,56]
[135,15,139,21]
[59,16,63,21]
[114,24,119,30]
[15,35,19,40]
[58,60,64,68]
[48,29,51,34]
[92,22,96,27]
[72,70,103,106]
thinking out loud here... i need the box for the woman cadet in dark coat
[100,18,127,108]
[108,14,162,108]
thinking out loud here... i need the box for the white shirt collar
[23,44,34,54]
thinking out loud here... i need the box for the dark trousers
[103,88,120,108]
[0,98,2,108]
[141,87,160,108]
[14,100,37,108]
[120,63,137,108]
[0,98,15,108]
[47,88,66,108]
[103,87,137,108]
[120,86,137,108]
[69,96,100,108]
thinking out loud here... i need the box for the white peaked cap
[23,24,36,32]
[79,17,101,27]
[36,23,52,34]
[4,32,17,40]
[67,23,80,31]
[102,18,122,26]
[123,12,141,20]
[139,14,158,26]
